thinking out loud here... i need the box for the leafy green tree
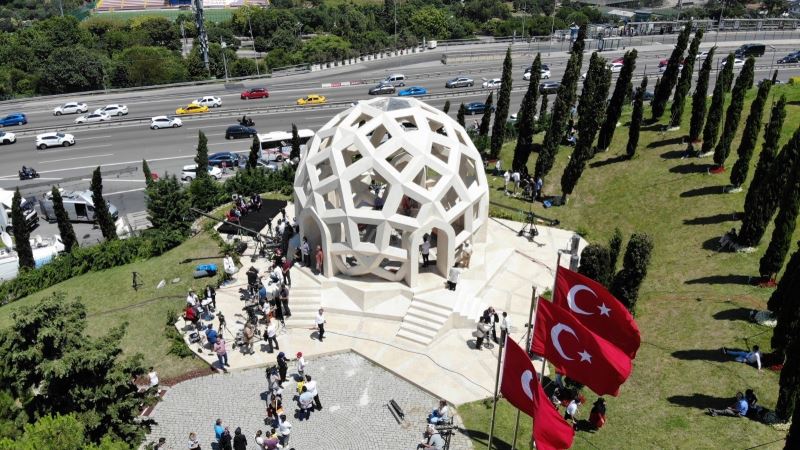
[0,294,155,443]
[597,49,637,152]
[513,53,541,170]
[457,103,466,127]
[535,24,586,182]
[699,70,726,156]
[146,174,190,237]
[50,187,78,254]
[131,16,181,50]
[248,135,260,170]
[142,159,153,188]
[479,92,494,138]
[560,52,611,201]
[300,35,353,63]
[688,47,716,146]
[114,46,188,87]
[90,167,117,241]
[0,390,27,440]
[536,93,549,133]
[627,76,647,159]
[37,46,106,94]
[713,57,755,169]
[738,96,788,247]
[720,52,735,93]
[758,129,800,280]
[443,100,450,114]
[409,5,448,39]
[578,244,612,287]
[730,81,771,188]
[650,23,692,120]
[669,29,703,128]
[290,124,300,161]
[491,48,514,158]
[610,233,654,314]
[10,189,33,270]
[608,227,623,272]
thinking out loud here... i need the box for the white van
[383,74,406,87]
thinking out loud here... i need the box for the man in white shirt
[315,308,326,341]
[512,171,521,194]
[503,170,511,194]
[499,311,512,345]
[447,264,462,291]
[301,237,310,267]
[304,374,322,410]
[270,263,284,286]
[421,239,431,267]
[148,367,159,387]
[186,289,198,307]
[494,159,502,176]
[277,414,292,447]
[223,253,237,282]
[266,319,279,353]
[564,398,580,424]
[724,345,762,371]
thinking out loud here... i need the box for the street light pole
[547,0,556,56]
[715,0,726,45]
[247,14,259,76]
[769,45,776,78]
[220,38,229,83]
[394,0,398,49]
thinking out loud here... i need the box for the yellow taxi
[296,94,327,106]
[176,104,209,115]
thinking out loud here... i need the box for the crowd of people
[472,306,511,351]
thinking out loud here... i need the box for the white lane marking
[80,178,145,183]
[76,135,114,141]
[104,187,146,196]
[77,143,114,150]
[41,153,114,164]
[0,154,195,178]
[0,177,63,182]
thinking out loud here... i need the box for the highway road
[1,38,798,241]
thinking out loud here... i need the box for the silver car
[445,77,474,88]
[53,102,88,116]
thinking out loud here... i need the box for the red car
[241,88,270,100]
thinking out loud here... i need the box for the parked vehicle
[192,95,222,108]
[53,102,88,115]
[0,188,38,232]
[225,124,257,139]
[398,86,427,96]
[368,83,396,95]
[0,234,64,282]
[735,43,765,58]
[0,131,15,145]
[92,104,128,116]
[181,164,223,181]
[40,189,119,223]
[209,152,245,169]
[0,113,27,127]
[35,132,75,150]
[445,77,474,88]
[382,74,406,87]
[150,116,183,129]
[74,112,110,124]
[241,88,269,99]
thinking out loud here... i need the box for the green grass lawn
[462,83,800,449]
[0,232,224,381]
[95,8,234,23]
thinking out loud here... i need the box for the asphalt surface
[1,37,798,240]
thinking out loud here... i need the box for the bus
[257,129,315,162]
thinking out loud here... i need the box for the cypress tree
[536,93,549,133]
[730,80,771,188]
[738,96,788,247]
[194,130,210,180]
[611,232,654,315]
[608,227,623,272]
[50,186,78,253]
[651,23,692,120]
[290,123,300,161]
[578,244,612,287]
[699,69,726,156]
[758,129,800,280]
[560,52,611,201]
[597,49,637,152]
[443,100,451,114]
[512,53,541,171]
[713,57,755,170]
[457,103,466,127]
[247,135,260,169]
[491,48,514,158]
[90,167,117,240]
[189,131,221,212]
[626,76,648,159]
[771,245,800,421]
[146,174,191,236]
[720,52,735,93]
[10,189,34,270]
[479,92,493,137]
[780,351,800,430]
[669,29,704,128]
[688,47,716,146]
[535,25,586,182]
[142,159,153,187]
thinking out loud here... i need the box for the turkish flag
[553,267,641,358]
[531,378,575,450]
[531,299,632,396]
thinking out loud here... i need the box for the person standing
[315,308,326,341]
[214,335,229,368]
[446,263,462,291]
[461,240,473,268]
[298,386,315,420]
[233,427,247,450]
[494,159,502,176]
[315,245,324,275]
[588,398,607,431]
[483,307,499,344]
[301,237,310,267]
[280,283,291,317]
[254,430,265,449]
[296,352,306,378]
[281,257,293,287]
[277,414,292,447]
[277,352,289,384]
[421,238,431,268]
[214,419,225,442]
[188,432,200,450]
[503,170,511,194]
[499,312,511,346]
[266,319,279,353]
[147,367,159,388]
[305,375,323,410]
[474,317,490,350]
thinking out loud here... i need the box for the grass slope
[462,83,800,449]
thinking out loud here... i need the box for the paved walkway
[145,351,472,450]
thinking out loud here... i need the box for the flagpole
[511,285,539,449]
[487,326,505,449]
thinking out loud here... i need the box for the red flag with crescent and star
[531,299,632,396]
[553,267,641,358]
[499,336,574,450]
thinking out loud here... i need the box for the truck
[39,189,119,223]
[0,188,39,233]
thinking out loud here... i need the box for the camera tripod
[518,211,539,241]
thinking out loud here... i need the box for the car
[225,124,257,139]
[611,57,624,64]
[735,43,765,58]
[192,95,222,108]
[93,104,128,116]
[208,152,245,169]
[609,62,624,73]
[256,158,280,172]
[524,69,550,81]
[150,116,183,129]
[296,94,327,105]
[53,102,88,116]
[658,60,684,72]
[445,77,474,88]
[241,88,269,100]
[176,104,209,115]
[398,86,427,96]
[181,164,222,181]
[464,102,493,115]
[35,132,75,150]
[0,131,15,145]
[758,78,782,87]
[0,113,27,127]
[539,81,561,94]
[368,83,396,95]
[74,112,110,124]
[696,51,712,61]
[721,58,745,69]
[777,52,800,64]
[482,78,502,89]
[524,64,550,74]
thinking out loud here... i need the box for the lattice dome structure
[293,97,489,285]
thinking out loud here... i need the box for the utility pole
[247,13,260,75]
[394,0,398,49]
[193,0,210,73]
[221,38,229,83]
[57,0,64,16]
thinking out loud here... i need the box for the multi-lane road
[1,38,798,240]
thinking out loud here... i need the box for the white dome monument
[293,97,489,286]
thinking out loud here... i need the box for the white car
[482,78,502,89]
[35,132,75,150]
[0,131,16,145]
[74,112,110,124]
[181,164,222,181]
[93,104,128,116]
[192,96,222,108]
[53,102,88,116]
[523,69,551,81]
[150,116,183,129]
[721,58,745,69]
[609,62,624,73]
[696,51,711,60]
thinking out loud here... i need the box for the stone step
[403,314,445,333]
[405,307,449,326]
[410,297,453,316]
[396,328,433,346]
[397,321,438,339]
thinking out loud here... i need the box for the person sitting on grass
[722,345,762,371]
[707,392,748,417]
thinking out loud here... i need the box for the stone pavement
[145,351,472,450]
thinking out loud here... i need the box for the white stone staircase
[285,268,321,327]
[396,295,453,346]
